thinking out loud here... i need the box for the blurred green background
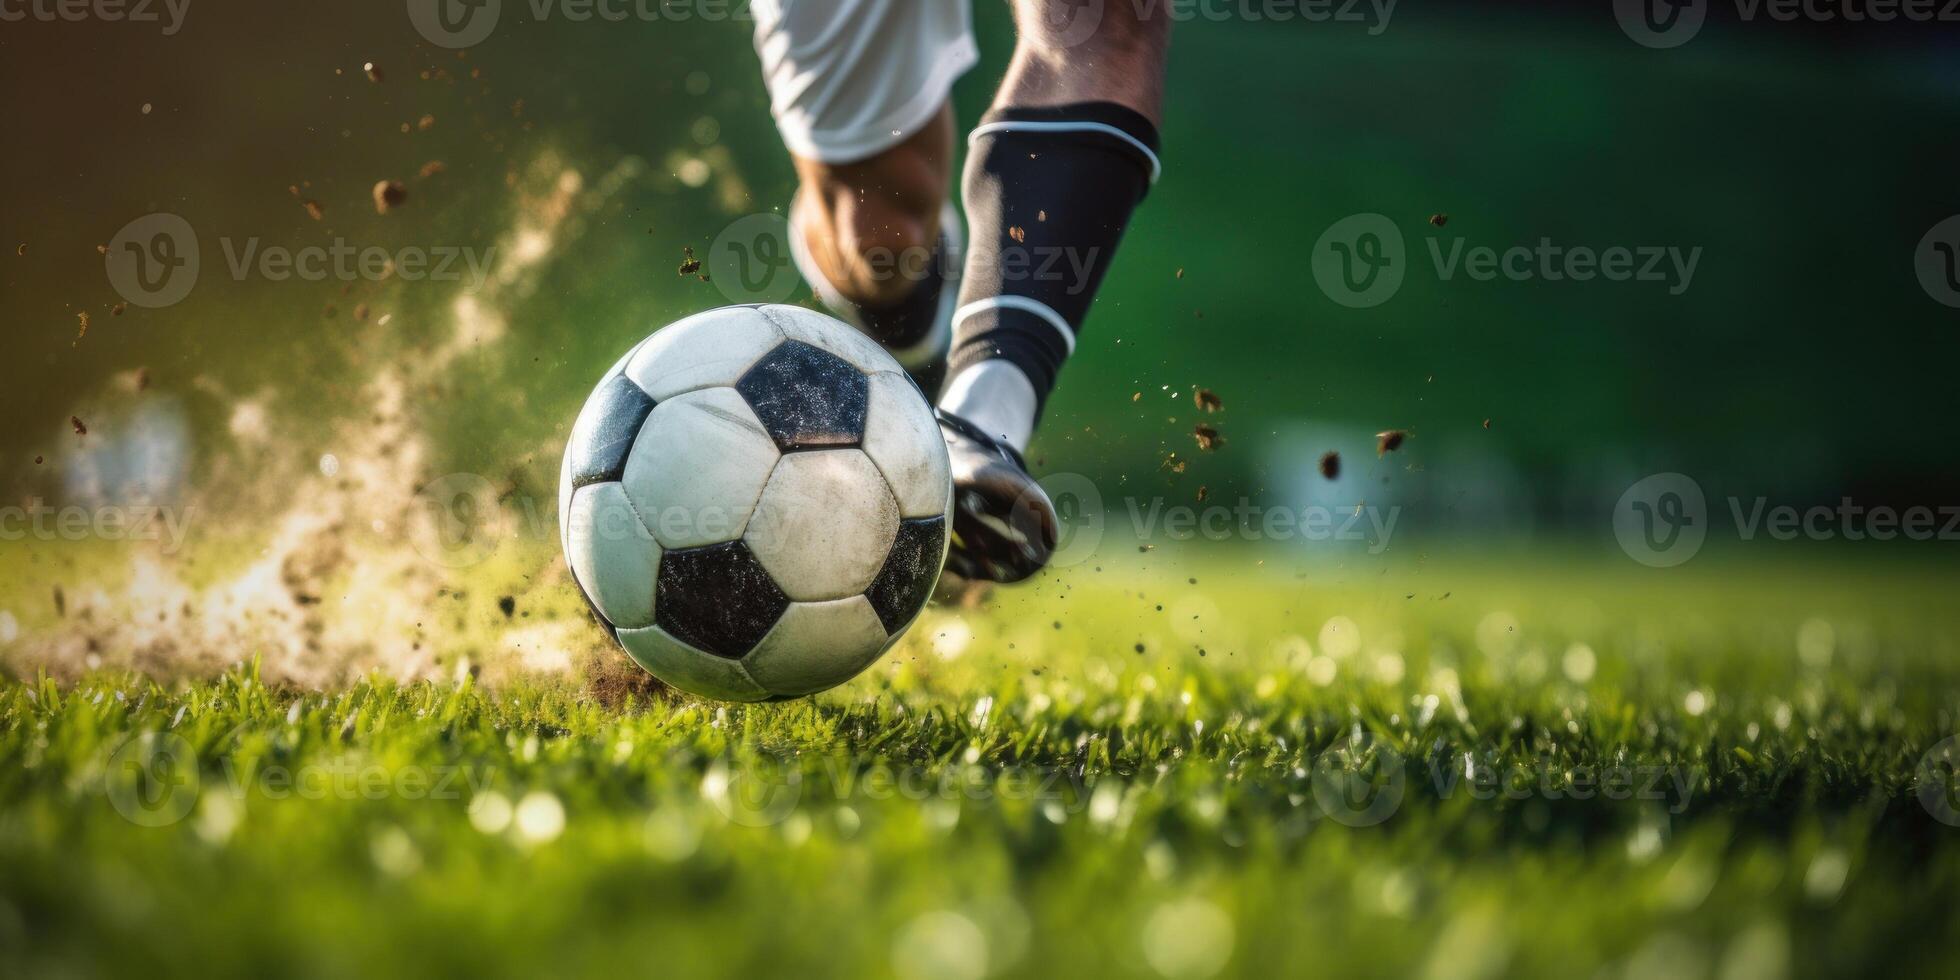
[2,3,1959,540]
[5,8,1960,978]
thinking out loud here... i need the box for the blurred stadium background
[6,6,1960,978]
[4,1,1959,555]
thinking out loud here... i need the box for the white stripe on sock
[967,120,1162,184]
[953,296,1076,357]
[939,360,1038,453]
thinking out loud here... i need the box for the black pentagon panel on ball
[864,516,948,634]
[655,540,791,658]
[735,339,870,451]
[567,375,658,490]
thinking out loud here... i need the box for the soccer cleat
[935,408,1057,583]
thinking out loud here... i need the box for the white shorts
[750,0,978,164]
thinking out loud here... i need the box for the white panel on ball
[758,304,902,376]
[616,624,771,702]
[558,449,574,558]
[860,371,952,520]
[746,449,900,602]
[623,306,786,401]
[564,482,661,629]
[622,388,781,549]
[743,595,889,697]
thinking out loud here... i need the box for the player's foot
[935,408,1056,583]
[790,195,961,396]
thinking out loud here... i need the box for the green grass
[3,548,1960,979]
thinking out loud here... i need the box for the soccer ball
[558,304,952,701]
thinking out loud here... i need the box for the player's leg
[935,0,1170,582]
[751,0,979,393]
[786,110,961,393]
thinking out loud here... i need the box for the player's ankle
[837,219,938,309]
[793,195,961,387]
[796,174,942,299]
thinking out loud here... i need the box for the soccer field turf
[3,548,1957,979]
